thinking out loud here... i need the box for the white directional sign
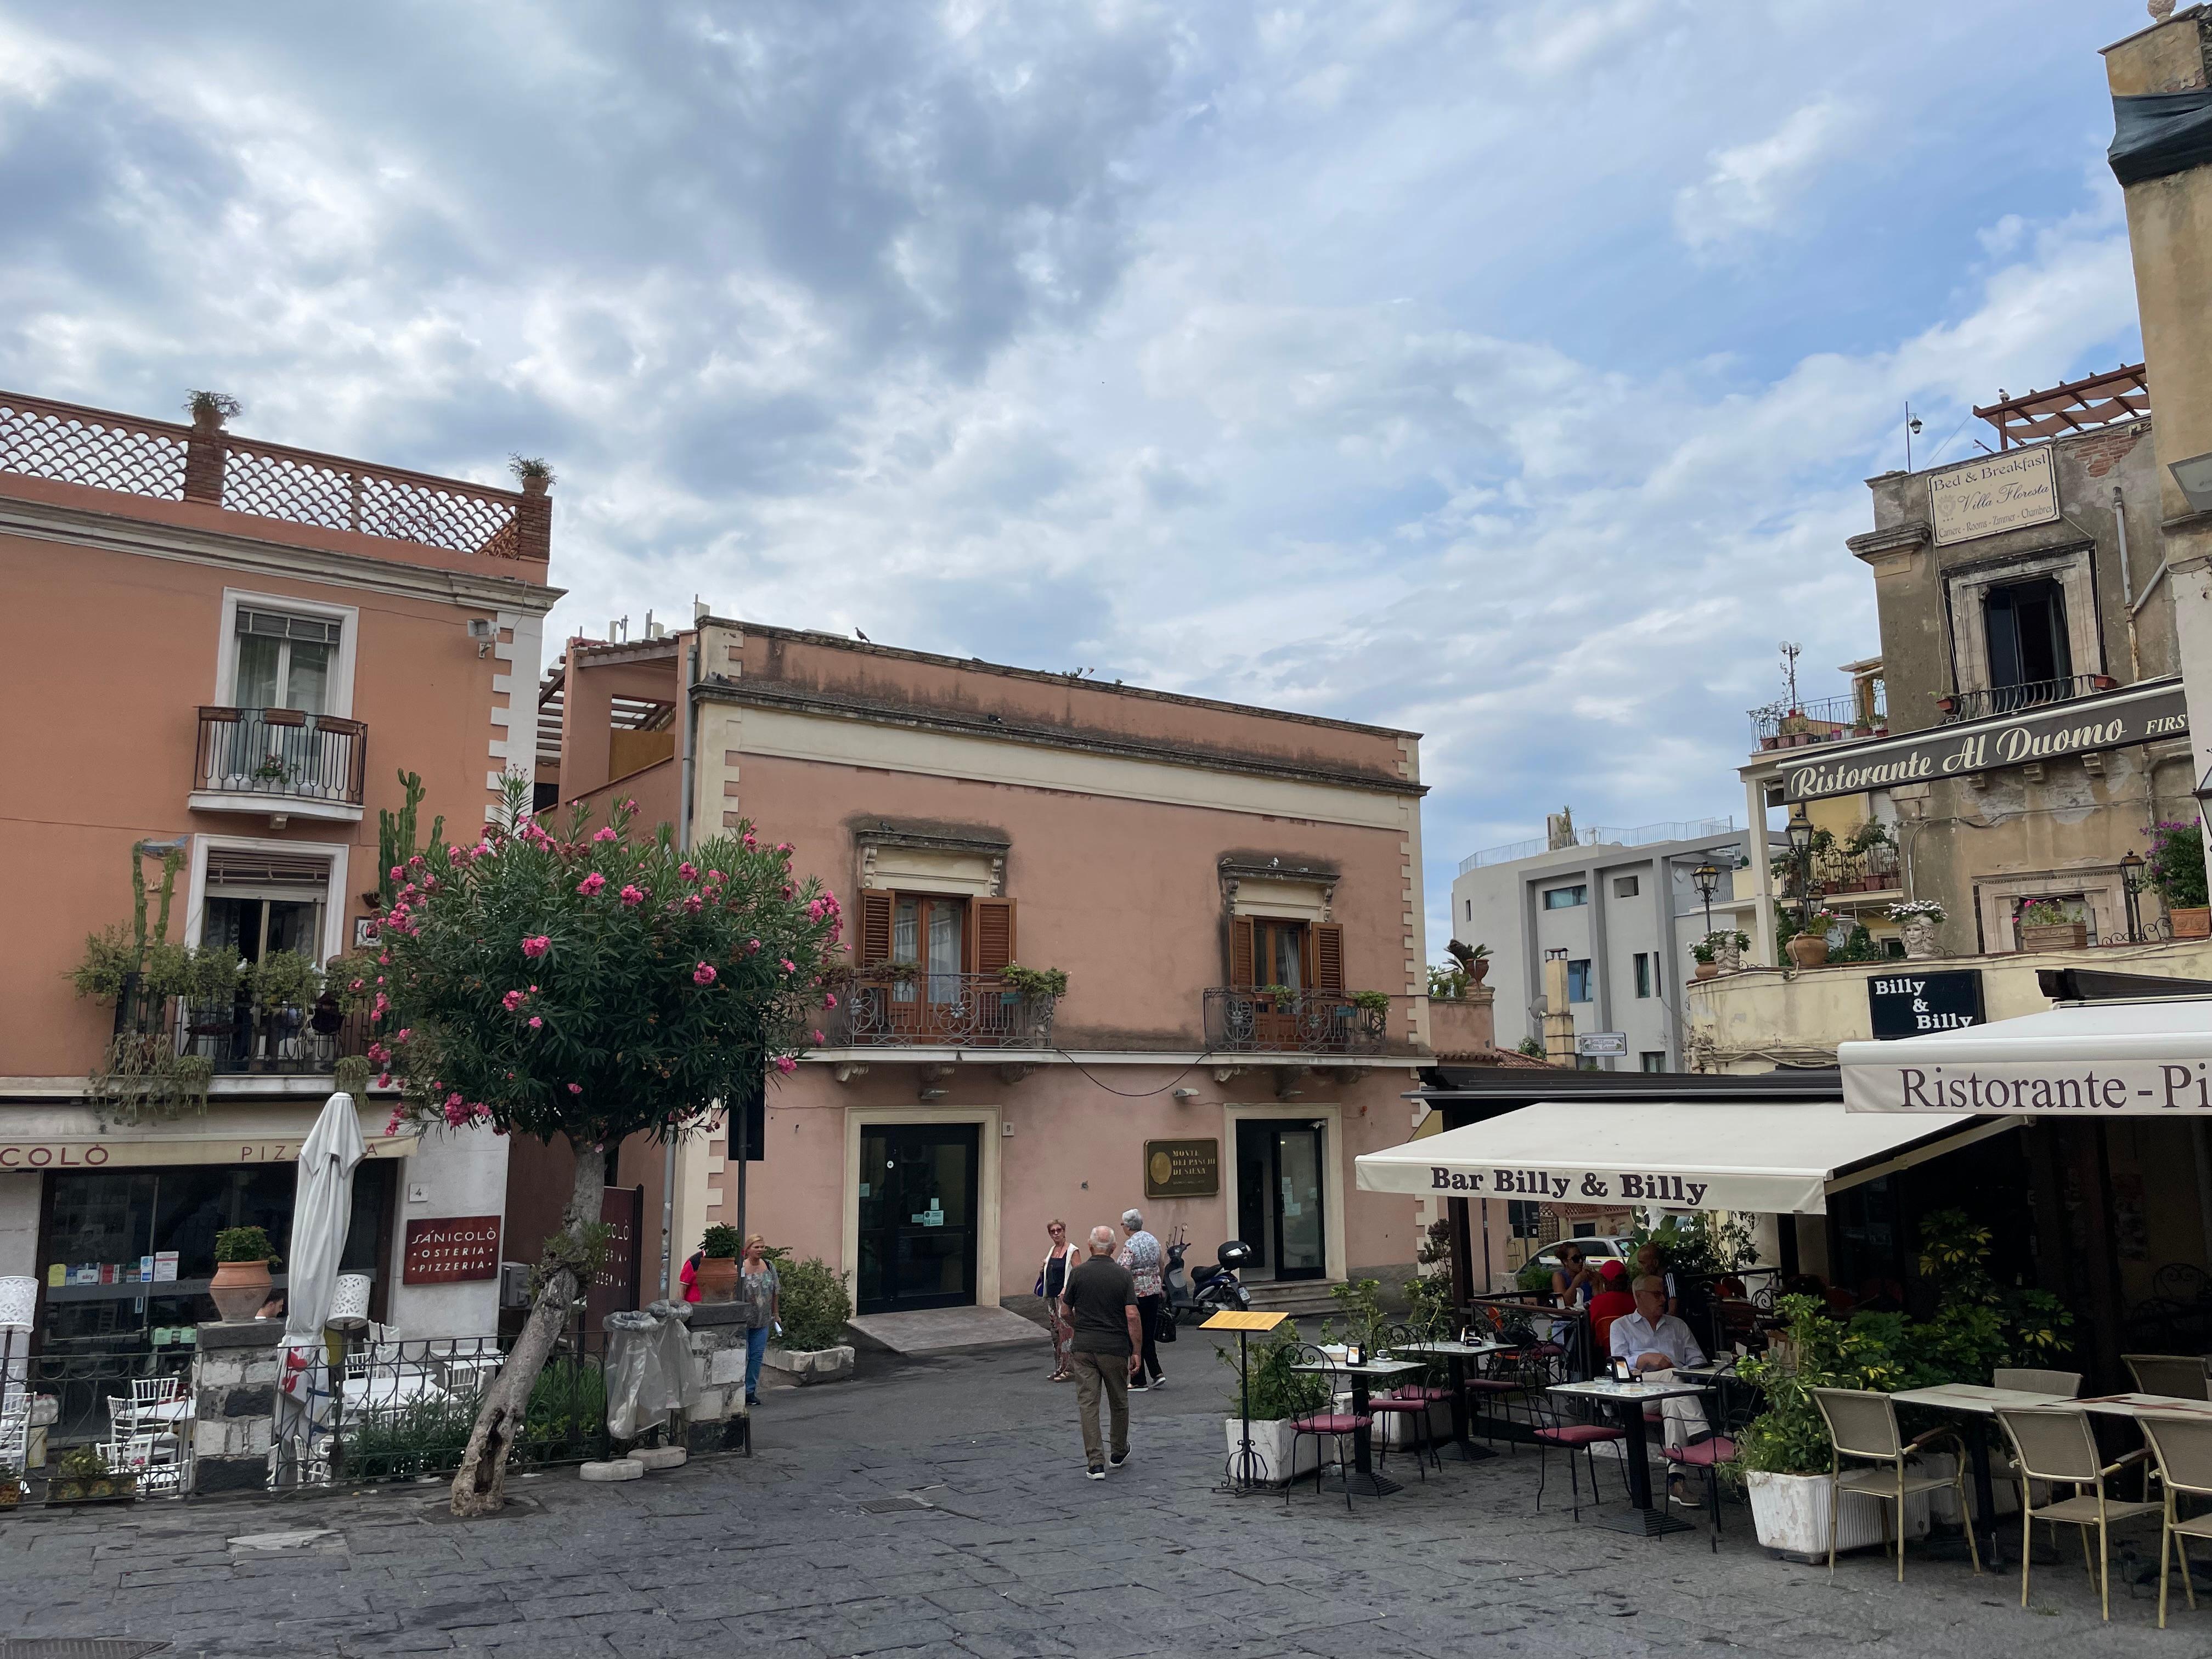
[1575,1031,1629,1058]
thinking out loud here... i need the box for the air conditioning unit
[498,1261,531,1309]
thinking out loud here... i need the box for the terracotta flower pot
[1693,961,1719,981]
[1471,957,1490,986]
[210,1259,273,1323]
[695,1255,741,1303]
[2170,907,2211,941]
[1785,934,1829,968]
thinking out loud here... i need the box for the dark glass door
[856,1124,980,1314]
[1235,1120,1327,1282]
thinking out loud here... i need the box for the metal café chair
[2136,1410,2212,1629]
[1284,1345,1372,1512]
[1368,1322,1443,1481]
[1810,1387,1980,1583]
[1528,1385,1624,1522]
[2124,1355,2211,1401]
[1995,1407,2157,1621]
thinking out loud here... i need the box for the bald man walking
[1059,1224,1143,1480]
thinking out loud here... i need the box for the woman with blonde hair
[1037,1219,1079,1380]
[738,1233,781,1408]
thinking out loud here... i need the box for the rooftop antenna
[1780,640,1802,712]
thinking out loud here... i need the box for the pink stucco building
[0,388,558,1347]
[542,617,1492,1320]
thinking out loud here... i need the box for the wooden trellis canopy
[1973,363,2149,449]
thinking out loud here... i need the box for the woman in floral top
[737,1234,780,1408]
[1117,1208,1166,1390]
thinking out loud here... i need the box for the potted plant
[211,1225,280,1322]
[2146,820,2211,940]
[1217,1321,1332,1484]
[763,1255,856,1386]
[249,950,323,1008]
[2016,899,2087,952]
[1785,911,1835,968]
[46,1442,136,1505]
[1732,1296,1929,1560]
[0,1461,20,1510]
[694,1224,742,1302]
[1702,929,1750,973]
[1887,900,1945,960]
[1690,941,1718,981]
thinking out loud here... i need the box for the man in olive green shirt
[1059,1224,1143,1478]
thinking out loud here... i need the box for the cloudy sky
[0,1,2151,951]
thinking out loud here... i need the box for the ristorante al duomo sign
[1779,679,2187,803]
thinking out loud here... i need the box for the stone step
[1242,1279,1344,1321]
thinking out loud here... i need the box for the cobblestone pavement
[3,1337,2204,1657]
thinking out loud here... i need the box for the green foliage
[248,950,324,1006]
[333,1054,374,1097]
[699,1224,742,1259]
[1515,1036,1546,1058]
[215,1226,278,1264]
[89,1034,213,1124]
[370,781,841,1145]
[528,1223,611,1307]
[1404,1272,1456,1339]
[1220,1320,1331,1420]
[1320,1277,1386,1350]
[509,454,557,484]
[1427,962,1470,1000]
[2146,819,2209,910]
[776,1256,852,1352]
[1632,1212,1758,1280]
[2017,899,2073,928]
[1846,820,1891,854]
[339,1362,607,1482]
[55,1442,111,1480]
[1732,1294,1865,1476]
[998,963,1069,999]
[1690,941,1714,964]
[1829,924,1883,963]
[177,947,245,1005]
[69,844,186,1001]
[1347,989,1392,1014]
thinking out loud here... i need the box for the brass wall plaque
[1144,1138,1220,1199]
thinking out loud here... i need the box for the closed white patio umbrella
[276,1091,367,1479]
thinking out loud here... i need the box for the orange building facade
[544,618,1480,1323]
[0,390,559,1350]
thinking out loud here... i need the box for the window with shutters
[850,889,1018,1041]
[1226,915,1344,995]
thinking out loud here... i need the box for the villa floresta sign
[1779,679,2187,803]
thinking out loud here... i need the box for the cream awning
[1841,996,2212,1115]
[1355,1097,1996,1215]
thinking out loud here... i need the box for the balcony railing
[1202,988,1404,1056]
[116,981,372,1077]
[1776,837,1903,900]
[822,971,1058,1048]
[1750,691,1888,751]
[1941,675,2117,724]
[194,706,366,809]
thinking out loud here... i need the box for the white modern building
[1450,818,1779,1070]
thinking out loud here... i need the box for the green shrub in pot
[776,1256,851,1352]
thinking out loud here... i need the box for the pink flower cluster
[618,884,646,906]
[501,988,528,1013]
[774,1056,797,1074]
[521,934,551,958]
[693,962,718,985]
[577,872,606,896]
[592,826,618,843]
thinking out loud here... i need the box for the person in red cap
[1587,1258,1635,1358]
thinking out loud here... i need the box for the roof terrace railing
[0,389,546,562]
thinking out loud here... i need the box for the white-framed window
[213,589,359,718]
[185,835,351,968]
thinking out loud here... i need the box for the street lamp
[1691,861,1720,946]
[1785,807,1816,936]
[2120,849,2147,944]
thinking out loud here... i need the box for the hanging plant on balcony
[2146,819,2210,925]
[998,963,1068,1000]
[247,950,324,1009]
[1346,989,1392,1014]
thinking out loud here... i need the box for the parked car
[1525,1237,1636,1273]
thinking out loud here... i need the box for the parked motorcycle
[1167,1228,1253,1323]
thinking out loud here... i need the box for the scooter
[1166,1227,1253,1322]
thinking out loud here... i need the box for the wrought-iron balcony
[1750,691,1887,752]
[115,979,371,1077]
[191,705,367,820]
[1776,835,1903,901]
[822,970,1057,1049]
[1202,988,1403,1056]
[1939,674,2117,724]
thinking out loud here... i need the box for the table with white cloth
[1545,1376,1712,1537]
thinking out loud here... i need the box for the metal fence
[7,1345,196,1503]
[321,1331,610,1486]
[1201,988,1401,1056]
[115,977,371,1077]
[194,705,368,806]
[824,972,1057,1048]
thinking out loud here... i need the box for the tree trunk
[449,1141,605,1516]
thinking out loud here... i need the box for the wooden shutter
[1313,923,1345,995]
[859,890,894,968]
[973,898,1017,974]
[1228,916,1255,988]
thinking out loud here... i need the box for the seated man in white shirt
[1609,1274,1712,1504]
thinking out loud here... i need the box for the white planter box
[1746,1469,1931,1561]
[1223,1417,1322,1486]
[763,1344,854,1385]
[1374,1398,1453,1449]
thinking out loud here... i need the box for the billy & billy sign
[1426,1164,1713,1207]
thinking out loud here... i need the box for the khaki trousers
[1070,1350,1130,1467]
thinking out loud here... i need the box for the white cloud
[1674,97,1865,251]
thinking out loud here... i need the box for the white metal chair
[107,1430,184,1497]
[1995,1407,2158,1621]
[1810,1387,1980,1582]
[2138,1409,2212,1630]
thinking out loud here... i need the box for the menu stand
[1204,1310,1287,1496]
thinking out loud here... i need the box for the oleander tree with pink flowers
[362,779,840,1515]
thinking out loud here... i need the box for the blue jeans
[745,1325,770,1401]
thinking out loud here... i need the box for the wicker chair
[2137,1410,2212,1630]
[1810,1388,1980,1582]
[1995,1407,2157,1621]
[2124,1355,2210,1401]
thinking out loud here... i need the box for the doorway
[1235,1120,1327,1282]
[856,1123,980,1314]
